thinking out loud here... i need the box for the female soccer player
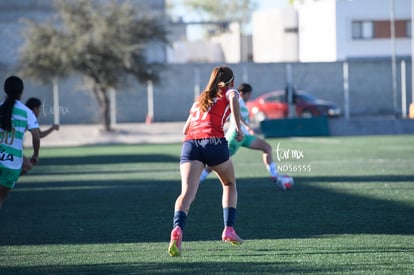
[0,76,40,208]
[200,83,281,184]
[21,97,59,174]
[168,65,244,257]
[25,97,59,138]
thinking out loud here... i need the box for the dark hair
[198,65,234,113]
[237,83,252,94]
[0,76,24,131]
[26,97,42,110]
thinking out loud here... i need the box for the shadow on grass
[296,175,414,183]
[190,175,414,241]
[39,154,179,166]
[0,261,372,275]
[0,174,413,246]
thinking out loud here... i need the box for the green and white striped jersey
[0,100,39,170]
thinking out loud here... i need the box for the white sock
[200,169,210,182]
[267,162,278,178]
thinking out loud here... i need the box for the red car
[246,90,341,123]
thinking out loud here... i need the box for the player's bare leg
[211,159,244,245]
[248,138,279,180]
[169,160,204,256]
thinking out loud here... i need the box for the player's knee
[222,181,234,186]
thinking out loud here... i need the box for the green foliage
[183,0,257,35]
[19,22,73,83]
[55,0,168,86]
[20,0,168,86]
[19,0,169,130]
[0,135,413,274]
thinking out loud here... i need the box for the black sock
[223,207,236,227]
[173,211,187,230]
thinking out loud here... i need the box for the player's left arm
[26,107,41,164]
[39,124,59,138]
[228,91,244,141]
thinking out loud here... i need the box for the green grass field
[0,135,413,274]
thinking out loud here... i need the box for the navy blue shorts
[180,138,230,166]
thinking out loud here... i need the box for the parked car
[246,90,341,123]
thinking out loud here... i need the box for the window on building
[352,19,411,40]
[375,20,391,38]
[284,27,298,33]
[395,20,407,37]
[352,21,362,39]
[352,21,374,39]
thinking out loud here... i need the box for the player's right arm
[183,115,191,135]
[30,128,40,164]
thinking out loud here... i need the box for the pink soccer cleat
[168,226,183,257]
[221,226,244,245]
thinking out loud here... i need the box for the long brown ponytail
[198,65,234,113]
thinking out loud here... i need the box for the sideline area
[24,122,186,147]
[24,117,414,147]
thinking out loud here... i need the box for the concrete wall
[0,59,411,125]
[329,117,414,136]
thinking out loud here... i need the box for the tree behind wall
[182,0,256,36]
[19,0,168,131]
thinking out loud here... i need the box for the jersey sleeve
[27,109,39,130]
[225,88,240,102]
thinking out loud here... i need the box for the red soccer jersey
[185,88,239,140]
